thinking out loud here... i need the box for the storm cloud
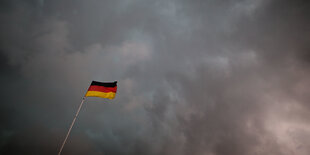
[0,0,310,154]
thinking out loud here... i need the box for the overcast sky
[0,0,310,154]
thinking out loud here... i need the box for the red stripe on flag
[88,85,117,93]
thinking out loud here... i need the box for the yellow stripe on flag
[85,91,116,99]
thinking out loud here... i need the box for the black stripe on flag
[90,81,117,87]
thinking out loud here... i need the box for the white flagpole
[58,96,86,155]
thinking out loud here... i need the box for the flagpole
[58,96,86,155]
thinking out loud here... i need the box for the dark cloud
[0,0,310,154]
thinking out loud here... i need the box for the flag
[85,81,117,99]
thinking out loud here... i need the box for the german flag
[85,81,117,99]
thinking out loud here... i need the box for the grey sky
[0,0,310,154]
